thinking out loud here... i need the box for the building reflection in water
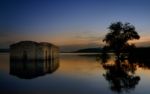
[10,58,59,79]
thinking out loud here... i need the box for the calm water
[0,53,150,94]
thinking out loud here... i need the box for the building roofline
[10,41,58,48]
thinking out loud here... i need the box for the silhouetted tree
[103,22,140,57]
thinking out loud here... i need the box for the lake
[0,53,150,94]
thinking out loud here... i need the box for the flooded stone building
[10,41,59,60]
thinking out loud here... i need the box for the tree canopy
[103,22,140,55]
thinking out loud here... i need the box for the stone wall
[10,41,59,61]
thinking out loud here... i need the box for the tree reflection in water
[101,53,140,93]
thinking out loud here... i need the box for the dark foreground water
[0,53,150,94]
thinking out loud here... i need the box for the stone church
[10,41,59,60]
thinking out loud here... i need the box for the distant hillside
[74,48,102,53]
[0,49,9,53]
[73,47,150,53]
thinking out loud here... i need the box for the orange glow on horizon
[128,35,150,47]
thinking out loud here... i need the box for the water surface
[0,53,150,94]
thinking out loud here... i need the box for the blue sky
[1,0,150,51]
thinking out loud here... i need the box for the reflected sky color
[1,53,150,94]
[1,0,150,51]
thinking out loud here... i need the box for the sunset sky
[1,0,150,51]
